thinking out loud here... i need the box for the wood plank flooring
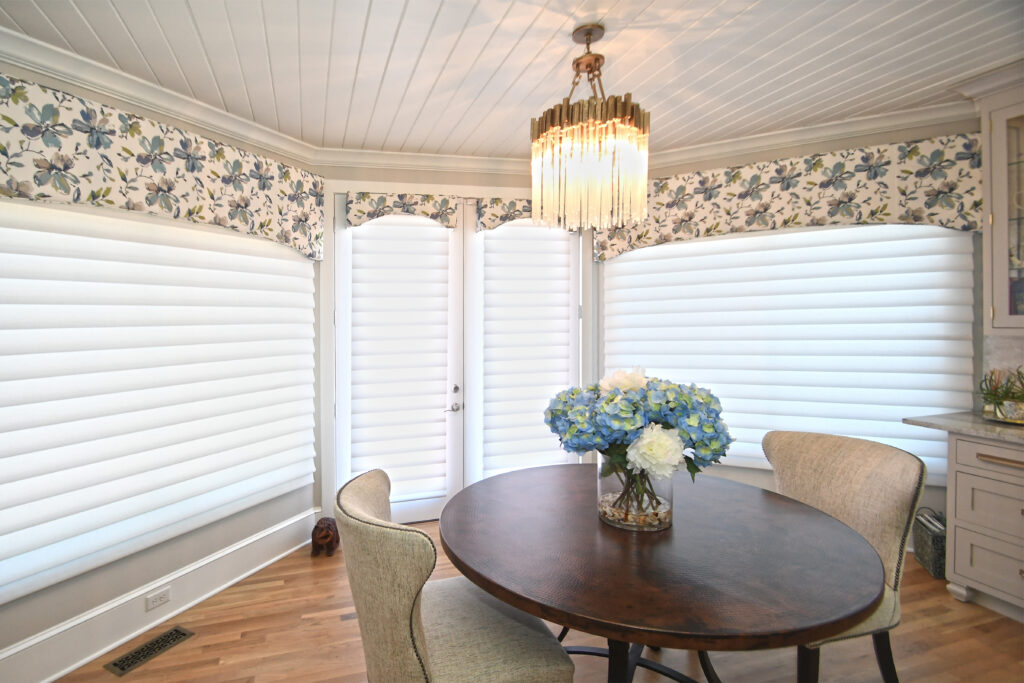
[62,522,1023,682]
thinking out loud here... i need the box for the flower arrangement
[544,368,731,529]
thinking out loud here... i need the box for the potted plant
[979,366,1024,423]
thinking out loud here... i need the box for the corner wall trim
[0,509,315,683]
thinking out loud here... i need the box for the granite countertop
[903,411,1024,447]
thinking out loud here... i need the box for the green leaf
[684,456,701,482]
[602,442,628,459]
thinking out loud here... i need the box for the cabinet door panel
[954,472,1024,538]
[952,526,1024,602]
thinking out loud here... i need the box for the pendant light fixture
[530,23,650,232]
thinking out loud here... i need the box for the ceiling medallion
[530,23,650,232]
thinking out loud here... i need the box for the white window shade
[347,220,454,504]
[0,202,315,605]
[601,224,974,483]
[466,222,579,482]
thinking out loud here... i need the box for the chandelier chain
[567,71,582,102]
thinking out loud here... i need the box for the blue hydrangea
[543,384,609,453]
[544,375,732,478]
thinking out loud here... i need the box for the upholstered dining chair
[761,430,926,683]
[335,469,575,683]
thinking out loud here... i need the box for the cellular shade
[601,224,974,482]
[0,203,315,604]
[473,223,578,480]
[348,221,452,503]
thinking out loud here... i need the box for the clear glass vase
[597,453,673,531]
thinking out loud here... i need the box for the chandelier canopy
[530,24,650,232]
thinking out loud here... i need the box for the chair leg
[796,645,819,683]
[556,626,569,642]
[697,651,722,683]
[872,631,899,683]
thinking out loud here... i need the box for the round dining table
[438,463,885,683]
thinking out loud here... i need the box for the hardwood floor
[62,522,1023,682]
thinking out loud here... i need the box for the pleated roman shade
[0,202,316,605]
[601,224,975,482]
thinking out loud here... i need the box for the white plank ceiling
[0,0,1020,161]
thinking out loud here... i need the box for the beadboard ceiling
[0,0,1021,170]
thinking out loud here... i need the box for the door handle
[445,403,461,413]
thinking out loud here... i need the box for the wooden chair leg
[796,645,819,683]
[872,631,899,683]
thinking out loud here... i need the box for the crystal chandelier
[530,24,650,232]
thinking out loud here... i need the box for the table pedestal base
[563,640,701,683]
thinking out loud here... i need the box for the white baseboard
[0,509,315,683]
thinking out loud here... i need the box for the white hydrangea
[626,423,684,479]
[600,367,649,393]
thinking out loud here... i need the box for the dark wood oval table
[438,464,884,683]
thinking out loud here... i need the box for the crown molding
[952,60,1024,100]
[308,146,528,174]
[0,27,319,163]
[648,101,978,172]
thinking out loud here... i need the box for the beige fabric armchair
[762,430,926,683]
[335,469,574,683]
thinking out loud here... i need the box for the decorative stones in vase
[597,452,673,531]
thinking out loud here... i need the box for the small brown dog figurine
[311,517,339,557]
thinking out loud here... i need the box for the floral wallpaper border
[477,197,531,231]
[598,133,982,261]
[345,194,534,232]
[346,192,462,228]
[0,73,325,260]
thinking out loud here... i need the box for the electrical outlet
[144,586,171,611]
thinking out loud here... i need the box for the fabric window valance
[344,193,533,232]
[0,73,325,260]
[476,197,532,231]
[345,135,980,262]
[345,193,462,228]
[599,133,983,261]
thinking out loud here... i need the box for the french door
[338,208,579,521]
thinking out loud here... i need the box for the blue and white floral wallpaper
[477,197,531,231]
[345,193,532,231]
[346,192,461,228]
[0,73,325,260]
[342,136,981,261]
[597,133,982,261]
[6,65,974,265]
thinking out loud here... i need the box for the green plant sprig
[979,366,1024,406]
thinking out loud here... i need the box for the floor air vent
[103,625,194,676]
